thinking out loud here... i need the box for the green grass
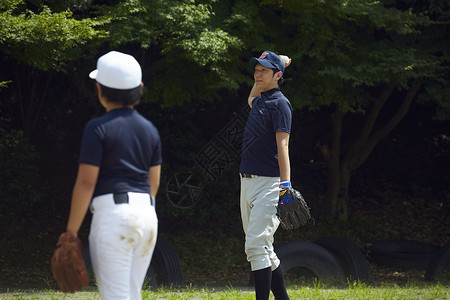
[0,283,448,300]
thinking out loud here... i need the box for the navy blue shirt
[239,88,292,177]
[79,108,162,197]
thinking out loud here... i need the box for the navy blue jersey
[239,88,292,177]
[79,108,162,197]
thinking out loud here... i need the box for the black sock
[252,267,272,300]
[271,265,290,300]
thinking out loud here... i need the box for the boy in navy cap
[239,51,292,300]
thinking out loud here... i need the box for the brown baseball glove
[51,232,89,293]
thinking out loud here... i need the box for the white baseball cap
[89,51,142,90]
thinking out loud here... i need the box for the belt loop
[240,173,258,179]
[113,193,129,204]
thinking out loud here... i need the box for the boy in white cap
[65,51,162,300]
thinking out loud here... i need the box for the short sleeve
[150,130,162,166]
[78,121,103,166]
[272,100,292,134]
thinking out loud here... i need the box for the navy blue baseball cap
[249,51,285,75]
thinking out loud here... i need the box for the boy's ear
[275,71,282,80]
[96,82,102,97]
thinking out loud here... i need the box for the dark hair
[271,68,284,86]
[99,84,143,106]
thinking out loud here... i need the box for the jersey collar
[261,87,281,96]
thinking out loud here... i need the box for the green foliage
[419,80,450,120]
[0,80,11,89]
[257,0,438,113]
[88,0,245,106]
[223,0,267,51]
[0,0,107,71]
[2,0,446,112]
[13,0,93,12]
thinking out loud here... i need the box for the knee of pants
[246,243,280,271]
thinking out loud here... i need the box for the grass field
[1,282,449,300]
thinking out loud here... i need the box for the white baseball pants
[240,175,281,271]
[89,192,158,300]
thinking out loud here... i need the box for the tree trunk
[325,80,423,221]
[14,66,52,136]
[337,163,351,221]
[326,109,345,219]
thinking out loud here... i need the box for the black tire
[275,241,345,284]
[144,265,158,287]
[146,236,184,287]
[367,239,440,270]
[315,236,369,281]
[425,242,450,282]
[83,237,183,287]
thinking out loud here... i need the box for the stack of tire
[251,236,370,286]
[84,236,183,288]
[145,236,183,288]
[366,239,450,282]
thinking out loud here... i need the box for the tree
[0,0,107,134]
[0,0,246,134]
[85,0,245,107]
